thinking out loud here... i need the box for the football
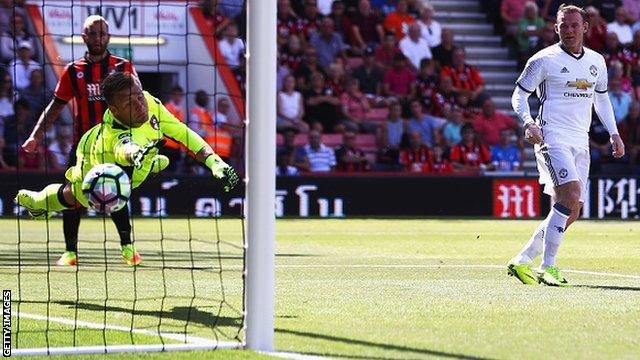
[82,163,131,214]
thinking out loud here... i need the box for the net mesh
[0,0,246,353]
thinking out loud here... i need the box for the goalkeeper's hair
[101,72,138,105]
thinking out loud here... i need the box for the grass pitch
[0,218,639,359]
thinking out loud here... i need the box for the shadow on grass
[276,328,489,360]
[575,284,640,292]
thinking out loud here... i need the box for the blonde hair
[83,15,109,33]
[556,3,587,22]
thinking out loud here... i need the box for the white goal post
[245,0,277,353]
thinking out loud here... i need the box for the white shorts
[535,142,589,202]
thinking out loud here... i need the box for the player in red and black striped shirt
[22,15,137,266]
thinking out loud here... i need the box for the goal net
[0,0,254,355]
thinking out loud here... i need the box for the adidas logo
[561,67,569,73]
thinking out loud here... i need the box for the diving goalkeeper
[16,72,239,266]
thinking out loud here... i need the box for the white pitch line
[16,312,227,346]
[274,264,640,280]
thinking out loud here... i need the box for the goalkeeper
[16,72,239,265]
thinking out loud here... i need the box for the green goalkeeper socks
[31,183,70,212]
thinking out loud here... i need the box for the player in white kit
[507,4,625,286]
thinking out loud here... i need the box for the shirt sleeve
[53,65,74,102]
[125,61,138,77]
[516,56,546,93]
[595,57,608,93]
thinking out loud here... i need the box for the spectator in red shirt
[349,0,385,53]
[375,32,401,70]
[440,47,485,103]
[430,75,458,117]
[585,6,607,52]
[341,77,374,133]
[472,97,520,147]
[399,130,431,173]
[450,123,491,172]
[335,130,370,171]
[382,53,415,100]
[281,34,305,72]
[277,0,301,48]
[383,0,415,40]
[200,0,232,38]
[412,58,438,112]
[429,143,453,174]
[299,0,323,40]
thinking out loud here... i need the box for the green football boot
[15,190,51,220]
[538,266,571,287]
[56,251,77,266]
[507,262,539,285]
[121,244,142,266]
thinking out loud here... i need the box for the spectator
[603,32,627,70]
[299,0,323,39]
[430,75,458,117]
[628,31,640,98]
[277,0,301,48]
[377,100,406,165]
[516,2,544,60]
[326,62,346,96]
[441,105,464,146]
[199,0,232,38]
[589,116,615,173]
[335,130,370,171]
[625,0,640,23]
[472,97,520,147]
[609,77,633,124]
[329,0,351,42]
[8,41,40,91]
[0,1,27,35]
[309,17,347,69]
[619,100,640,166]
[0,73,13,120]
[276,150,299,175]
[500,0,531,45]
[281,34,305,72]
[431,27,455,67]
[352,46,384,96]
[294,47,326,90]
[161,85,186,173]
[450,124,491,172]
[0,13,37,63]
[383,0,415,40]
[528,21,557,60]
[303,72,343,132]
[278,74,309,133]
[18,69,49,115]
[317,0,335,16]
[46,126,72,172]
[440,47,485,103]
[189,90,233,161]
[218,22,245,70]
[301,129,336,172]
[340,77,375,133]
[349,0,385,53]
[277,55,292,91]
[374,32,401,70]
[610,60,634,96]
[399,130,431,173]
[382,53,415,100]
[491,128,521,171]
[277,126,307,169]
[607,6,633,46]
[429,143,453,173]
[416,3,441,48]
[2,99,36,168]
[406,99,444,146]
[596,0,622,23]
[413,58,438,112]
[164,85,185,122]
[585,6,607,52]
[399,22,432,71]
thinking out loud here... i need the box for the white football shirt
[516,43,608,149]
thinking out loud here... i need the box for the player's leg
[59,146,82,265]
[16,183,77,219]
[109,207,141,266]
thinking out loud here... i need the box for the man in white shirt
[218,23,245,69]
[303,130,336,172]
[607,6,633,45]
[9,41,40,91]
[417,3,442,48]
[399,23,432,71]
[509,4,625,286]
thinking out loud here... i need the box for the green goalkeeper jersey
[66,91,208,195]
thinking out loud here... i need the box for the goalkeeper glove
[205,154,239,192]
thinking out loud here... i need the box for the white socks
[541,203,571,269]
[512,219,547,264]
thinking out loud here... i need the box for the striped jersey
[53,52,137,144]
[516,43,608,149]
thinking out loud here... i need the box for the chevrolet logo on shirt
[565,79,594,91]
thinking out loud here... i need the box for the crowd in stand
[1,0,640,176]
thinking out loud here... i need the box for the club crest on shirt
[589,65,598,77]
[559,168,568,178]
[77,71,84,78]
[150,115,159,130]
